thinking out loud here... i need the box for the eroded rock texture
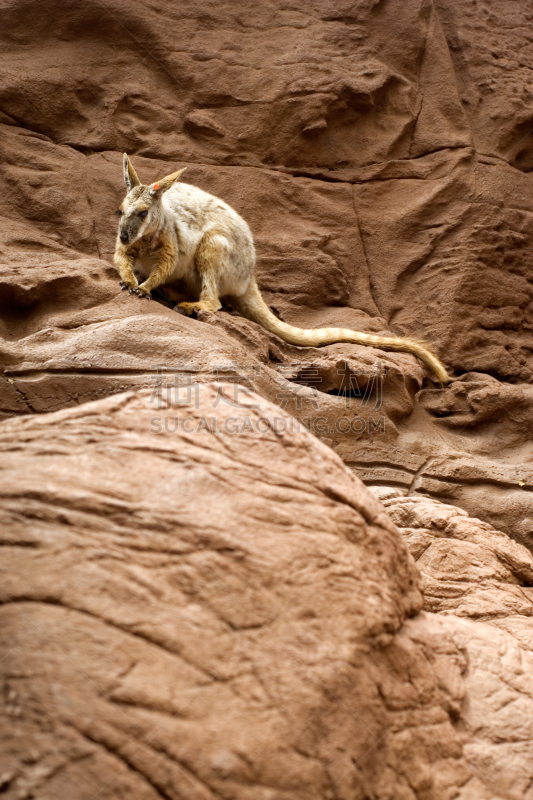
[1,0,533,797]
[1,0,533,546]
[374,488,533,800]
[0,386,507,800]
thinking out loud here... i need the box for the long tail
[235,281,450,383]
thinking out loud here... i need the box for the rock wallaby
[114,155,450,382]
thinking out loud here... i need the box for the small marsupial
[114,155,450,382]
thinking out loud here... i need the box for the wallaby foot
[178,300,218,316]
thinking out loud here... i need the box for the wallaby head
[117,154,186,246]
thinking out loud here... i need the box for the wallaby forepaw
[120,280,151,299]
[120,279,140,294]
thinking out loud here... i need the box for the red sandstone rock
[0,385,473,800]
[1,131,533,550]
[1,0,533,796]
[376,490,533,619]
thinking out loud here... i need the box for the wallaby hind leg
[162,285,190,304]
[178,231,225,316]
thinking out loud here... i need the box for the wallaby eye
[138,210,148,219]
[116,209,122,217]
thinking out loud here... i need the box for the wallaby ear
[150,167,187,196]
[123,153,141,191]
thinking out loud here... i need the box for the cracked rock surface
[0,386,505,800]
[1,0,533,797]
[2,0,533,548]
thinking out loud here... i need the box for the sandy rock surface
[2,0,533,547]
[0,386,466,800]
[2,0,533,797]
[374,489,533,620]
[369,487,533,799]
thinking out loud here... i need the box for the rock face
[2,0,533,548]
[1,0,533,797]
[376,489,533,800]
[0,387,448,799]
[0,384,521,800]
[376,488,533,621]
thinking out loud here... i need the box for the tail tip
[432,365,452,384]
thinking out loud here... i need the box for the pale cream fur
[114,155,450,382]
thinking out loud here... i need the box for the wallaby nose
[120,231,129,243]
